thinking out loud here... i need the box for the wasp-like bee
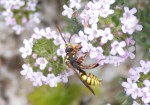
[55,25,102,95]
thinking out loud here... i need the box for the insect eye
[66,48,73,52]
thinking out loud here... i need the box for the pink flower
[53,56,58,61]
[32,53,37,59]
[48,67,53,72]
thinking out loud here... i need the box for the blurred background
[0,0,150,105]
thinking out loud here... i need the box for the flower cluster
[20,27,73,87]
[62,0,81,18]
[122,60,150,105]
[80,0,115,26]
[21,64,73,87]
[62,0,142,66]
[0,0,40,34]
[120,7,143,35]
[20,0,143,88]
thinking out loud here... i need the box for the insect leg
[68,34,73,42]
[77,52,90,63]
[79,62,99,69]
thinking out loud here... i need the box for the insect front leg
[77,52,90,64]
[79,62,99,69]
[77,51,100,69]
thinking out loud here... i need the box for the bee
[55,24,102,95]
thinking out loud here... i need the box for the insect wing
[71,67,95,95]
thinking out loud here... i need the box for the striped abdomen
[79,71,102,85]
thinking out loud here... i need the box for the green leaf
[28,84,82,105]
[115,90,127,103]
[121,96,133,105]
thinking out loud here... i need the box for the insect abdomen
[79,71,102,85]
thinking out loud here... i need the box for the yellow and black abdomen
[79,70,102,85]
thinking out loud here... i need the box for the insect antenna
[68,34,73,43]
[55,24,67,44]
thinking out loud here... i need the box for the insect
[55,24,102,95]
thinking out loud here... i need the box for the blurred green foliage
[115,90,127,104]
[28,84,82,105]
[134,6,150,59]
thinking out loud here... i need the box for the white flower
[26,0,38,11]
[89,16,99,25]
[44,27,56,39]
[46,74,61,87]
[12,25,24,35]
[59,70,69,83]
[140,60,150,74]
[143,80,150,88]
[121,20,142,35]
[141,85,150,104]
[122,60,150,104]
[110,41,126,56]
[32,27,43,39]
[122,78,142,99]
[81,41,93,53]
[4,16,16,26]
[102,56,125,66]
[100,28,113,44]
[31,72,44,86]
[132,101,140,105]
[124,46,135,59]
[0,0,39,34]
[36,57,48,70]
[19,38,33,58]
[20,64,33,79]
[84,24,103,41]
[69,0,81,9]
[93,0,115,5]
[29,12,40,24]
[120,7,143,35]
[53,33,65,46]
[129,68,140,82]
[23,38,33,48]
[123,7,137,20]
[89,47,103,59]
[57,44,66,58]
[20,47,32,58]
[62,5,74,19]
[98,4,114,18]
[75,31,88,44]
